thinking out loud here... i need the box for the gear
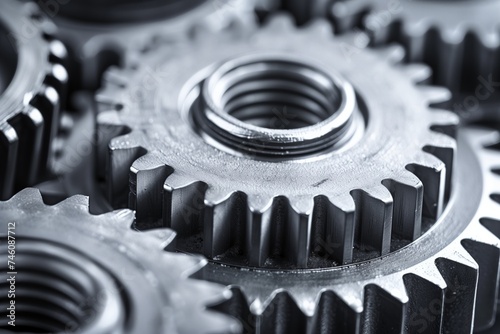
[39,0,259,90]
[0,0,68,200]
[97,15,457,269]
[0,188,240,333]
[331,0,500,121]
[202,125,500,333]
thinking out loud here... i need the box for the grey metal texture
[0,188,241,333]
[0,0,68,200]
[91,14,500,333]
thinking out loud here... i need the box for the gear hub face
[0,189,240,334]
[97,16,457,270]
[0,1,67,200]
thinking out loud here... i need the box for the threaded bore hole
[213,60,342,130]
[0,239,125,332]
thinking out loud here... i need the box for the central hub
[190,53,364,160]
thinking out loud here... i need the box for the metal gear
[0,0,68,200]
[40,0,259,90]
[202,125,500,333]
[93,15,500,333]
[331,0,500,121]
[97,15,457,270]
[0,188,241,333]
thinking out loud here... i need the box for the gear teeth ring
[0,188,240,334]
[0,1,68,200]
[97,16,458,270]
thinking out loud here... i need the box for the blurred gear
[38,0,259,90]
[0,0,68,199]
[331,0,500,121]
[0,188,240,334]
[91,15,500,334]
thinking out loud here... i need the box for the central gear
[97,15,457,269]
[0,189,240,334]
[95,14,500,334]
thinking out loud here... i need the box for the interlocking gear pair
[95,12,500,334]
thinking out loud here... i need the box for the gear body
[0,188,240,333]
[0,1,68,199]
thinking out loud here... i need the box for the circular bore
[191,53,362,159]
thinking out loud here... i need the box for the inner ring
[191,53,364,159]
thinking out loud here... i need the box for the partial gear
[0,0,68,199]
[331,0,500,121]
[38,0,259,90]
[0,188,241,333]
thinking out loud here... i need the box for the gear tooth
[246,195,274,267]
[0,124,18,200]
[304,18,334,38]
[361,284,407,334]
[8,107,44,190]
[263,13,297,32]
[138,228,177,251]
[106,134,147,208]
[424,131,456,199]
[259,291,308,334]
[373,44,406,64]
[418,86,452,105]
[7,188,43,206]
[407,152,446,220]
[351,186,393,256]
[382,171,424,241]
[312,194,356,265]
[130,152,172,227]
[102,66,131,87]
[461,237,500,330]
[312,290,361,334]
[403,273,446,333]
[165,252,207,278]
[331,0,372,33]
[480,29,500,49]
[54,194,90,211]
[439,26,467,45]
[203,189,244,259]
[435,253,478,334]
[400,63,432,84]
[101,209,135,226]
[211,287,255,332]
[288,196,314,268]
[163,174,207,237]
[48,39,68,61]
[429,109,460,139]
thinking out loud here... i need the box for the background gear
[0,0,67,200]
[38,0,259,91]
[331,0,500,122]
[0,188,240,333]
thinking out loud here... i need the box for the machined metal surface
[0,188,240,333]
[92,15,500,333]
[0,0,67,200]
